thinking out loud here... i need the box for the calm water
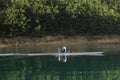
[0,44,120,80]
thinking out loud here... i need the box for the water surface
[0,44,120,80]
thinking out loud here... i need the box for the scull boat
[0,52,104,62]
[0,52,104,57]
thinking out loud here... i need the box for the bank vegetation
[0,0,120,37]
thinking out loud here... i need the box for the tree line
[0,0,120,37]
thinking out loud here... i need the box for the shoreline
[0,35,120,48]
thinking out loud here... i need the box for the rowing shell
[0,52,104,57]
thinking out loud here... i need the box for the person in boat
[58,46,67,62]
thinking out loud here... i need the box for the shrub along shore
[0,0,120,47]
[0,0,120,37]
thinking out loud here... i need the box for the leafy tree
[0,0,120,37]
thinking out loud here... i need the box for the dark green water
[0,44,120,80]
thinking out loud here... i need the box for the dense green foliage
[0,0,120,37]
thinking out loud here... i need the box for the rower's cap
[63,46,66,49]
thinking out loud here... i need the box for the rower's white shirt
[63,46,67,53]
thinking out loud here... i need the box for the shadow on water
[0,53,120,80]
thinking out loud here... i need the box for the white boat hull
[0,52,104,57]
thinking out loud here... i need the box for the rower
[61,46,67,53]
[58,46,67,62]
